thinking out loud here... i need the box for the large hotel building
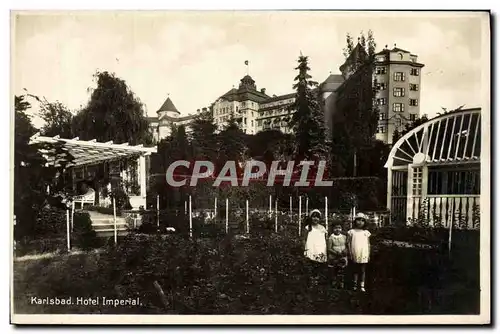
[148,44,424,145]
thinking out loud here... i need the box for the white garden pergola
[384,108,481,228]
[29,133,157,209]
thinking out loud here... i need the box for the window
[395,118,402,127]
[252,112,254,117]
[377,56,385,62]
[393,72,406,81]
[410,68,420,76]
[377,98,386,105]
[251,120,254,127]
[378,112,386,120]
[257,120,262,126]
[393,87,405,97]
[377,126,386,133]
[409,84,419,91]
[376,67,387,75]
[409,99,418,106]
[412,167,423,196]
[393,103,404,112]
[376,83,387,90]
[409,114,416,121]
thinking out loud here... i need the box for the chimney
[261,88,266,94]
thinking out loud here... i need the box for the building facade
[147,44,423,144]
[147,96,209,142]
[374,45,425,144]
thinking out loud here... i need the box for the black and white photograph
[10,10,490,325]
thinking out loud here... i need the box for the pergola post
[139,155,147,198]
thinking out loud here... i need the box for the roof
[156,97,180,114]
[29,133,157,167]
[262,92,295,104]
[375,46,411,55]
[385,108,481,168]
[320,74,345,92]
[339,43,368,73]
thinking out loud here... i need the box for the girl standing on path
[304,209,328,263]
[328,223,348,288]
[346,213,371,292]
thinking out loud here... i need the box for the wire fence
[134,195,390,239]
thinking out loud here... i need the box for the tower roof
[156,97,180,114]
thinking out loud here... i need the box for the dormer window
[399,53,404,60]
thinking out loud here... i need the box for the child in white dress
[304,209,328,263]
[347,213,371,292]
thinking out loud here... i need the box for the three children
[304,210,371,291]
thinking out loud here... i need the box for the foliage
[332,31,380,177]
[288,55,329,161]
[33,207,67,237]
[393,114,429,143]
[110,188,132,210]
[72,71,153,145]
[190,111,218,161]
[39,99,74,138]
[14,95,73,239]
[217,116,247,164]
[72,212,101,251]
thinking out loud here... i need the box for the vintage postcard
[10,10,491,325]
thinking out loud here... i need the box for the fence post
[325,196,328,233]
[66,209,71,251]
[246,199,249,234]
[448,219,453,257]
[156,195,160,228]
[225,198,229,234]
[306,197,309,214]
[71,200,75,232]
[269,195,272,219]
[113,197,117,246]
[299,196,302,236]
[289,196,292,226]
[185,200,187,215]
[214,197,218,221]
[275,199,278,233]
[189,195,193,238]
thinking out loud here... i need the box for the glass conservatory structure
[384,108,481,228]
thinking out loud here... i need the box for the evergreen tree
[72,71,153,145]
[288,54,328,161]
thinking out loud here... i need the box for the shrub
[32,207,67,238]
[110,188,132,210]
[72,212,101,250]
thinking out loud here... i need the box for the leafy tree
[367,29,377,58]
[342,33,355,59]
[72,71,153,145]
[14,95,73,238]
[288,54,328,161]
[190,109,218,161]
[332,31,379,177]
[40,99,73,138]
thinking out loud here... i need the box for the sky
[13,11,488,128]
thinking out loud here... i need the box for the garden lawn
[13,233,480,315]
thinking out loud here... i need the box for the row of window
[376,99,419,107]
[375,68,420,79]
[375,83,419,92]
[378,113,416,122]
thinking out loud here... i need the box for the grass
[13,232,480,315]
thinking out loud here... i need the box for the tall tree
[393,115,430,142]
[217,115,247,164]
[40,99,73,138]
[367,29,377,58]
[190,109,218,161]
[288,54,328,161]
[14,95,73,238]
[359,32,367,51]
[72,71,153,145]
[342,33,355,59]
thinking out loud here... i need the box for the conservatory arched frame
[384,108,481,228]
